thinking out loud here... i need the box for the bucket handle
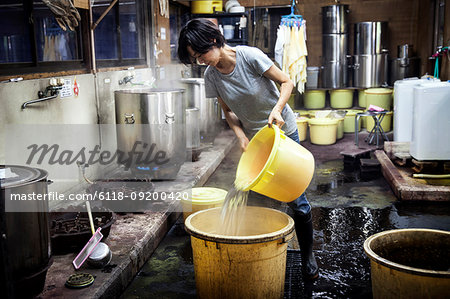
[279,232,294,245]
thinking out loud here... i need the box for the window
[0,0,85,76]
[93,0,146,67]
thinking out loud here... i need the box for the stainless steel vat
[322,34,348,61]
[180,78,221,144]
[322,4,349,34]
[1,165,52,298]
[322,61,349,88]
[186,108,200,149]
[354,22,388,55]
[353,53,389,88]
[114,88,186,179]
[389,44,420,85]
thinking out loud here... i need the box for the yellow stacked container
[181,187,227,221]
[364,88,393,110]
[296,117,309,141]
[308,118,339,145]
[191,1,223,14]
[365,111,393,132]
[330,89,354,108]
[304,90,326,109]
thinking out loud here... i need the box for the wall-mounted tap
[21,78,65,109]
[119,75,134,85]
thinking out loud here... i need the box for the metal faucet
[21,78,65,109]
[119,75,134,85]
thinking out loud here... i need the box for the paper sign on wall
[161,27,166,40]
[60,79,73,98]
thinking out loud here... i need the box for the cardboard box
[73,0,89,10]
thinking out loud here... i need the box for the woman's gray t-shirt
[204,45,297,136]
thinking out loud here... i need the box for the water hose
[413,173,450,179]
[432,46,449,79]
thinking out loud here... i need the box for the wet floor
[122,141,450,299]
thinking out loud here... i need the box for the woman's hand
[268,107,285,129]
[238,136,250,152]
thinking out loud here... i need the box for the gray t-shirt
[204,45,297,136]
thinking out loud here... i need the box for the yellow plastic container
[185,207,295,299]
[308,118,339,145]
[364,229,450,299]
[330,89,354,108]
[304,90,326,109]
[336,117,344,139]
[358,89,366,107]
[296,117,309,142]
[365,111,393,132]
[294,109,310,117]
[342,109,363,133]
[235,125,315,202]
[181,187,227,221]
[191,1,223,14]
[365,88,393,110]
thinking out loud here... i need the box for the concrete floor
[121,133,450,298]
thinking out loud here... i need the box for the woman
[178,19,318,280]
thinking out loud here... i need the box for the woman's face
[187,46,221,67]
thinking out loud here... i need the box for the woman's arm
[263,65,294,128]
[218,97,249,152]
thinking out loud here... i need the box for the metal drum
[354,22,388,55]
[180,78,221,144]
[1,165,52,298]
[353,53,389,88]
[322,34,348,61]
[322,4,349,34]
[114,88,186,179]
[322,61,349,89]
[389,44,420,85]
[186,108,201,149]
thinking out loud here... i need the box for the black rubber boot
[294,211,319,280]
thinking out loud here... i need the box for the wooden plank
[375,150,450,201]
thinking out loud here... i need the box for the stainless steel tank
[180,78,221,144]
[186,107,200,149]
[353,52,389,88]
[322,4,349,34]
[322,62,349,89]
[114,88,186,179]
[322,34,348,61]
[389,44,420,85]
[354,22,388,55]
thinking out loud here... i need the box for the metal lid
[180,78,205,84]
[87,242,110,261]
[0,165,47,189]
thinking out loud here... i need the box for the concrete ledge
[40,129,237,298]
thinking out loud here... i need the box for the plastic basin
[365,88,393,110]
[330,89,354,108]
[185,207,295,299]
[296,117,309,141]
[181,187,227,221]
[308,118,339,145]
[235,125,315,202]
[304,90,326,109]
[364,228,450,299]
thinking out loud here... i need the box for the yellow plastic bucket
[294,109,309,117]
[308,118,338,145]
[304,90,326,109]
[235,125,314,202]
[181,187,227,221]
[341,109,363,133]
[365,111,393,132]
[358,89,366,107]
[191,1,223,14]
[185,207,295,299]
[330,89,354,108]
[364,229,450,299]
[336,117,344,139]
[365,88,393,110]
[296,117,309,141]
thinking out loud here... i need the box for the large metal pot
[1,165,52,298]
[186,108,201,149]
[114,88,186,179]
[389,44,420,85]
[354,22,388,55]
[321,61,349,88]
[322,4,349,34]
[180,78,221,144]
[352,53,389,88]
[322,34,348,62]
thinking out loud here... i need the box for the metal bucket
[352,53,389,88]
[114,88,186,179]
[322,4,349,34]
[180,78,220,144]
[354,22,388,55]
[322,61,349,88]
[1,165,52,298]
[364,229,450,299]
[322,34,348,62]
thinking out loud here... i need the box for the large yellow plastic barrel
[364,229,450,299]
[181,187,227,221]
[330,89,354,108]
[235,125,314,202]
[191,1,223,14]
[296,117,309,141]
[365,88,393,110]
[365,111,393,132]
[185,207,295,299]
[341,109,363,133]
[308,118,339,145]
[304,90,326,109]
[336,117,344,139]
